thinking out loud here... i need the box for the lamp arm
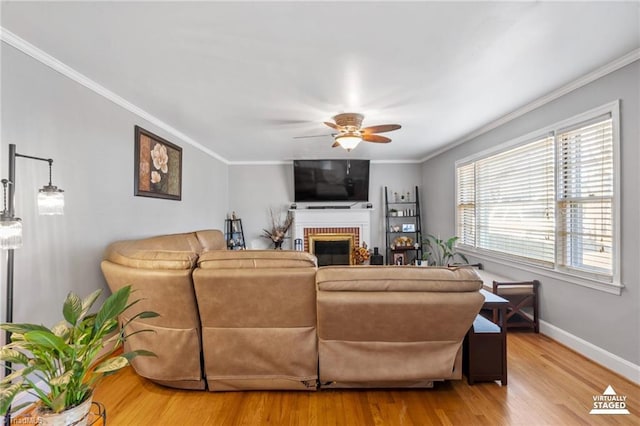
[2,145,56,426]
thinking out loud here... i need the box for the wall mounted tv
[294,159,370,202]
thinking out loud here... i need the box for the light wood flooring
[93,333,639,425]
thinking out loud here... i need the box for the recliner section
[101,230,484,391]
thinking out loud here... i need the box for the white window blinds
[456,163,475,247]
[557,116,613,277]
[455,106,617,284]
[475,136,555,265]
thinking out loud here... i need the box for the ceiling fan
[296,113,401,152]
[325,113,401,151]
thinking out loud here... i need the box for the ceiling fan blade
[324,121,339,130]
[293,134,333,139]
[361,124,401,134]
[362,134,391,143]
[331,141,340,148]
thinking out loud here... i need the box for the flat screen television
[294,159,370,202]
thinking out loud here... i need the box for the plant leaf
[50,369,73,387]
[122,349,156,360]
[0,348,29,365]
[80,289,102,320]
[0,382,24,415]
[63,292,83,326]
[23,330,68,355]
[94,286,131,333]
[93,356,129,373]
[0,323,50,335]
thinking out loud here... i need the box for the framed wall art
[402,223,416,232]
[134,126,182,200]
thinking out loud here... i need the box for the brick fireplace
[291,209,372,264]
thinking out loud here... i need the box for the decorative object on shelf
[353,242,370,265]
[294,238,303,251]
[402,223,416,232]
[134,125,182,201]
[389,208,398,217]
[390,225,401,232]
[262,208,293,249]
[393,252,405,265]
[0,285,157,423]
[393,236,414,247]
[370,247,384,265]
[422,234,469,266]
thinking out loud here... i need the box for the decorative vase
[370,247,384,265]
[273,240,283,250]
[36,395,93,426]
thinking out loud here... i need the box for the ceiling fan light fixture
[335,132,362,151]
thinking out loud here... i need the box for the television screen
[294,159,370,202]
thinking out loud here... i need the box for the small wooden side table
[463,289,508,385]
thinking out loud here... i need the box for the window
[456,102,619,287]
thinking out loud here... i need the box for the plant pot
[36,396,93,426]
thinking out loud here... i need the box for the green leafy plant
[422,234,469,266]
[0,285,157,415]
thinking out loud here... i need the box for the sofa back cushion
[193,250,319,391]
[316,266,484,386]
[316,266,482,292]
[198,249,317,269]
[103,230,224,270]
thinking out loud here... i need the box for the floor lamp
[0,144,64,426]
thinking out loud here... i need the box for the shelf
[385,186,422,265]
[390,246,420,251]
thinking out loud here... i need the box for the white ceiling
[2,1,639,163]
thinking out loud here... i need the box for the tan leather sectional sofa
[101,230,484,391]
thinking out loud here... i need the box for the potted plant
[262,208,293,249]
[0,285,157,425]
[422,234,469,266]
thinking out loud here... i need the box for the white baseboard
[540,320,640,385]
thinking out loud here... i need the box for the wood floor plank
[92,333,639,425]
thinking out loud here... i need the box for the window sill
[457,248,624,296]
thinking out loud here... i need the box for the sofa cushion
[316,266,483,292]
[103,230,225,270]
[198,250,317,269]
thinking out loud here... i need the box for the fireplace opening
[314,240,351,266]
[308,233,355,266]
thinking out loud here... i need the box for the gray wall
[1,45,228,327]
[229,162,422,252]
[421,61,640,364]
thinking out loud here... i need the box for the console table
[463,289,508,385]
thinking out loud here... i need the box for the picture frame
[402,223,416,232]
[134,125,182,200]
[393,253,405,265]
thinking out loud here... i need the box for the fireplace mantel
[291,208,373,251]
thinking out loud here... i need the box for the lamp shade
[0,217,22,249]
[335,134,362,151]
[38,185,65,215]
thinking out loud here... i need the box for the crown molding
[228,159,423,166]
[0,27,230,165]
[419,48,640,163]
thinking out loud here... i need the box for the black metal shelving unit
[384,186,422,265]
[224,217,246,250]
